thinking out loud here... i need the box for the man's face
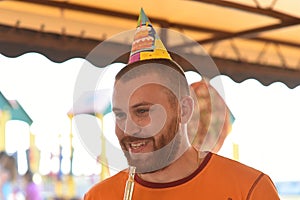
[112,75,181,173]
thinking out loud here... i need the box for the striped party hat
[128,8,172,64]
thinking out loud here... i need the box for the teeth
[130,141,146,149]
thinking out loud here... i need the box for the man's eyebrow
[131,102,153,109]
[112,102,153,112]
[112,107,122,112]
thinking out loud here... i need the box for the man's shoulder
[204,153,279,199]
[210,153,263,177]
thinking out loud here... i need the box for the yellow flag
[0,110,10,151]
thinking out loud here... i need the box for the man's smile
[124,139,152,154]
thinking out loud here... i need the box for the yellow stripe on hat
[140,49,171,60]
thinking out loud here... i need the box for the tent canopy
[0,92,33,125]
[1,0,300,88]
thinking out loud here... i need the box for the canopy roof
[1,0,300,88]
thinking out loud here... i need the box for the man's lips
[123,139,150,153]
[130,141,146,149]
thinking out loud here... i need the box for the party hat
[128,8,172,64]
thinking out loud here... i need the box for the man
[84,8,279,200]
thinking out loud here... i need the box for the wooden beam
[198,19,300,45]
[192,0,299,21]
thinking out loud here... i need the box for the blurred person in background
[0,151,18,200]
[22,170,42,200]
[188,79,235,153]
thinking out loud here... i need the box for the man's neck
[137,147,202,183]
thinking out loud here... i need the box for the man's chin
[126,154,173,174]
[126,152,150,167]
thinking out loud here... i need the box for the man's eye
[136,108,150,116]
[114,112,126,120]
[138,109,148,113]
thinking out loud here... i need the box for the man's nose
[124,117,141,136]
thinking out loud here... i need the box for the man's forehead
[113,81,165,104]
[112,75,172,108]
[114,72,169,92]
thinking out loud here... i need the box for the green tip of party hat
[137,8,151,27]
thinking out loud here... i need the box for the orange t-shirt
[84,153,279,200]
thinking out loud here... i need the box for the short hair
[115,59,190,100]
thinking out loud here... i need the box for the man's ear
[180,96,194,124]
